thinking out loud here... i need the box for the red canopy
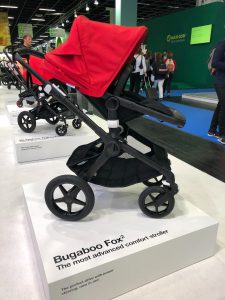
[34,16,148,97]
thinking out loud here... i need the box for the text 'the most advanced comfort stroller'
[14,16,186,221]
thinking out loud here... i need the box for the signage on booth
[18,23,33,38]
[166,33,186,43]
[0,12,11,49]
[49,27,65,37]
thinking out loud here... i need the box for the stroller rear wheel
[72,117,82,129]
[18,111,36,133]
[46,115,59,125]
[138,186,175,218]
[45,175,95,221]
[55,124,67,136]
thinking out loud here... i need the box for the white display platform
[7,104,35,125]
[24,181,218,300]
[14,122,97,163]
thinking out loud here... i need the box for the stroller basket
[67,139,170,188]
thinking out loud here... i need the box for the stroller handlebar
[14,48,45,59]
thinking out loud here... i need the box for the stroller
[14,16,186,221]
[4,46,82,136]
[0,57,21,90]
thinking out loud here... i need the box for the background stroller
[4,46,82,136]
[15,16,186,221]
[0,56,21,90]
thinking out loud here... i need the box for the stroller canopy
[42,16,148,97]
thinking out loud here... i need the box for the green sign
[166,33,186,43]
[49,28,65,37]
[18,23,33,38]
[190,24,212,45]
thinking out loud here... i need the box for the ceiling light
[39,8,56,12]
[31,18,45,22]
[8,16,14,19]
[86,4,90,11]
[66,20,69,23]
[168,6,179,9]
[138,3,150,5]
[0,5,18,9]
[48,12,63,15]
[74,10,78,18]
[62,23,65,27]
[94,0,99,5]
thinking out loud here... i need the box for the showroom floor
[0,86,225,300]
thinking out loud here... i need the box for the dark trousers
[163,72,174,94]
[210,83,225,136]
[129,72,143,94]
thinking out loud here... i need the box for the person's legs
[158,80,165,99]
[214,83,225,140]
[129,73,136,92]
[163,78,167,94]
[134,74,142,94]
[167,73,173,96]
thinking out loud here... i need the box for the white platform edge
[23,182,218,300]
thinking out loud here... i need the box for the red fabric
[22,56,52,85]
[41,16,148,97]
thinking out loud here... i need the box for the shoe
[218,136,225,144]
[208,130,220,138]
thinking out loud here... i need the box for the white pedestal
[7,104,35,125]
[14,122,97,163]
[24,181,218,300]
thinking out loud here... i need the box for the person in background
[152,52,168,100]
[163,51,176,98]
[22,34,33,49]
[129,48,147,94]
[162,50,168,60]
[208,39,225,145]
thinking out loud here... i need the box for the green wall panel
[143,3,225,89]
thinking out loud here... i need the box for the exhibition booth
[0,1,225,300]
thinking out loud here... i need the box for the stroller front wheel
[72,118,82,129]
[55,124,67,136]
[138,186,175,218]
[45,175,95,221]
[18,111,36,133]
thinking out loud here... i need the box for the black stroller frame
[15,50,186,221]
[10,48,82,136]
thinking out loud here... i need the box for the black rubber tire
[138,186,175,218]
[72,118,82,129]
[143,175,164,187]
[17,111,36,133]
[45,175,95,221]
[55,124,67,136]
[46,115,59,125]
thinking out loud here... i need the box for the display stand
[14,122,97,162]
[7,104,35,125]
[24,181,218,300]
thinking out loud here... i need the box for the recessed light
[39,8,56,12]
[31,18,45,22]
[0,5,18,9]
